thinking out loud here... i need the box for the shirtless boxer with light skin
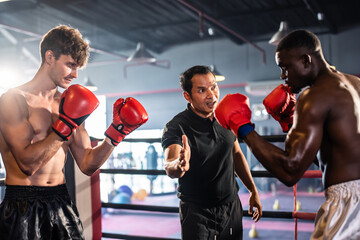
[0,25,148,240]
[215,30,360,239]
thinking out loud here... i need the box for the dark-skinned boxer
[215,30,360,240]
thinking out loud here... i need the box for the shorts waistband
[4,184,69,200]
[326,179,360,198]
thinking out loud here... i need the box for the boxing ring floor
[101,189,325,240]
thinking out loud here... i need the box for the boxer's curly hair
[179,65,215,96]
[40,25,90,67]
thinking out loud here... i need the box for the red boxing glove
[263,84,296,132]
[53,84,99,140]
[214,93,254,138]
[105,97,148,146]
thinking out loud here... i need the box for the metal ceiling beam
[0,24,40,66]
[302,0,337,33]
[0,0,38,14]
[177,0,266,63]
[0,23,128,65]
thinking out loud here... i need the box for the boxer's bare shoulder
[0,88,29,129]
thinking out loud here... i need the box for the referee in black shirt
[162,65,262,240]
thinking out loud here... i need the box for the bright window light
[0,66,25,90]
[126,129,163,139]
[85,95,106,139]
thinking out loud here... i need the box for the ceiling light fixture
[127,42,156,63]
[209,37,225,82]
[83,76,98,92]
[269,21,290,46]
[210,65,225,82]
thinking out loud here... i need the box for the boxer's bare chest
[25,94,60,142]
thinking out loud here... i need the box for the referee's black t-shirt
[162,104,239,207]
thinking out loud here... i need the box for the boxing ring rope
[293,170,322,240]
[0,173,321,239]
[99,134,321,239]
[99,169,322,240]
[102,232,179,240]
[0,135,322,240]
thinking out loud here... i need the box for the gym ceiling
[0,0,359,77]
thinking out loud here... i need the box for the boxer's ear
[302,54,312,68]
[45,50,55,64]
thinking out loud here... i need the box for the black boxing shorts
[180,197,243,240]
[0,184,84,240]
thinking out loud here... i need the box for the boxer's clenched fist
[263,84,296,132]
[215,93,254,138]
[53,84,99,140]
[105,97,148,146]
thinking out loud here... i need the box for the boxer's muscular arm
[164,135,190,179]
[70,97,148,176]
[0,92,63,176]
[69,124,114,176]
[244,89,325,186]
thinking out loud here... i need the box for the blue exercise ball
[111,192,131,204]
[118,185,133,197]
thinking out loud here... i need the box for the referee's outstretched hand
[179,135,191,172]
